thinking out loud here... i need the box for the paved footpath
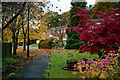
[19,54,50,78]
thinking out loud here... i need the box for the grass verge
[30,44,38,47]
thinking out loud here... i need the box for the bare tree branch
[3,2,26,31]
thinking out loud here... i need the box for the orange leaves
[77,66,82,72]
[16,49,55,57]
[72,71,77,74]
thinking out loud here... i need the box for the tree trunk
[16,36,18,49]
[21,13,26,51]
[16,29,19,49]
[12,31,16,55]
[2,30,4,41]
[98,49,103,58]
[2,23,4,41]
[27,3,29,57]
[23,35,26,51]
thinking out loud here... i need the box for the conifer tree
[65,2,87,49]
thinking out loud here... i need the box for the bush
[75,53,120,78]
[3,73,20,79]
[18,42,23,46]
[46,37,55,41]
[52,39,59,47]
[2,54,19,73]
[38,39,45,49]
[65,34,85,49]
[29,40,36,45]
[3,57,18,64]
[39,40,53,49]
[2,42,12,57]
[39,39,45,44]
[38,38,59,49]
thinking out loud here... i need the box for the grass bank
[30,44,38,47]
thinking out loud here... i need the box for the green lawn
[30,44,38,47]
[45,50,99,78]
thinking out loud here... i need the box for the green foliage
[3,57,18,64]
[45,11,61,29]
[46,37,55,41]
[45,11,69,29]
[3,73,20,79]
[70,2,87,27]
[2,42,12,57]
[30,53,36,56]
[65,39,85,49]
[2,54,19,73]
[18,42,23,46]
[52,38,59,47]
[30,44,38,47]
[65,31,85,49]
[29,40,36,45]
[45,50,99,78]
[98,49,106,58]
[39,39,45,44]
[65,2,87,49]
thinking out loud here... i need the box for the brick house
[47,25,68,45]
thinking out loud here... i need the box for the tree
[43,11,70,47]
[9,16,22,55]
[65,2,87,49]
[2,2,26,31]
[60,11,70,26]
[58,12,70,47]
[21,14,27,51]
[91,1,120,19]
[2,2,48,55]
[70,7,120,57]
[94,2,120,13]
[87,5,94,19]
[43,11,61,29]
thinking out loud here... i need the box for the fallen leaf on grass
[72,71,77,74]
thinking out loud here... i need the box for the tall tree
[91,1,120,19]
[2,1,50,55]
[21,14,27,51]
[44,11,61,29]
[27,3,30,57]
[93,2,120,13]
[65,2,87,49]
[10,16,22,55]
[60,11,70,26]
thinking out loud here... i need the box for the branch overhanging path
[2,2,26,31]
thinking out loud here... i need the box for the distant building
[47,25,68,45]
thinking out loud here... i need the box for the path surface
[19,53,50,78]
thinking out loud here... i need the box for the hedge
[2,42,12,57]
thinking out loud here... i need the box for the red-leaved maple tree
[69,6,120,56]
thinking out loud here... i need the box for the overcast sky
[45,0,96,14]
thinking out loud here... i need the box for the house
[47,25,68,45]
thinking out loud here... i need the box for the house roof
[47,25,68,31]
